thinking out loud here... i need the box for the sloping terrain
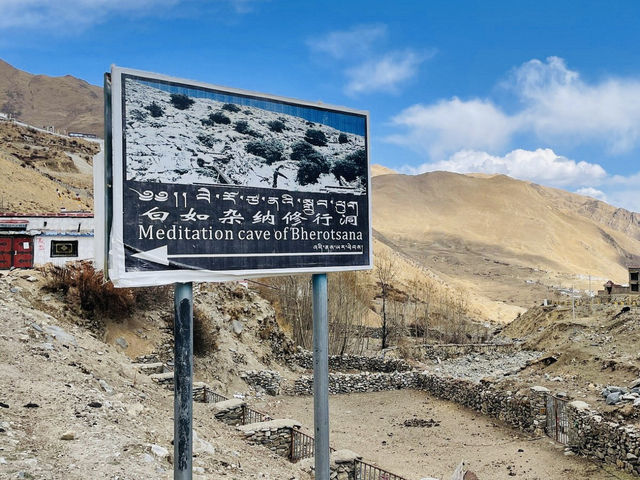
[0,268,308,479]
[501,303,640,409]
[0,59,103,136]
[0,121,98,213]
[371,164,398,177]
[372,171,640,322]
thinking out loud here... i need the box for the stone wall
[561,295,640,307]
[211,398,246,426]
[293,371,418,395]
[567,400,640,476]
[293,370,548,434]
[298,449,362,480]
[415,373,547,434]
[412,343,518,361]
[240,369,282,395]
[289,350,413,373]
[237,419,300,458]
[291,367,640,476]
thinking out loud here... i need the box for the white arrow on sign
[132,245,361,266]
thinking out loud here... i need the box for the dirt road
[255,390,633,480]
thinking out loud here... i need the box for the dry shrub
[193,305,219,356]
[43,261,144,318]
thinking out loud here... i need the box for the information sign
[105,66,372,286]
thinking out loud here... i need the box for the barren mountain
[371,164,397,177]
[0,121,99,213]
[0,59,103,136]
[372,171,640,322]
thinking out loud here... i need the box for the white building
[0,213,94,269]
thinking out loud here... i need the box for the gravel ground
[425,351,541,382]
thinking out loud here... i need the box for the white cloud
[345,50,425,95]
[388,97,517,157]
[575,187,608,202]
[309,24,429,95]
[513,57,640,153]
[389,56,640,157]
[307,24,387,60]
[606,190,640,214]
[404,148,607,188]
[0,0,180,29]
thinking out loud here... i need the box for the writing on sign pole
[105,66,372,286]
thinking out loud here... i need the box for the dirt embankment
[501,303,640,410]
[0,269,308,480]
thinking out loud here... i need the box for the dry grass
[42,261,169,319]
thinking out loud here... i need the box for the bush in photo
[201,111,231,126]
[234,120,250,134]
[296,151,329,185]
[170,93,195,110]
[222,103,241,113]
[144,102,164,118]
[296,159,324,185]
[304,128,328,146]
[290,141,316,161]
[268,120,286,133]
[332,148,366,182]
[246,139,284,165]
[234,120,260,137]
[338,132,349,144]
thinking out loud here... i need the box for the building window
[632,284,639,292]
[50,240,78,257]
[631,272,639,281]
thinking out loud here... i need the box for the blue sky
[2,0,640,211]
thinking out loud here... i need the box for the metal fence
[290,428,316,462]
[355,460,409,480]
[546,394,569,445]
[203,388,229,404]
[242,406,271,425]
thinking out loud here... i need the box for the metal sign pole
[312,273,330,480]
[174,282,193,480]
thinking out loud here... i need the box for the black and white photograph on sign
[124,76,367,194]
[110,68,372,285]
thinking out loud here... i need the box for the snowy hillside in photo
[123,78,367,194]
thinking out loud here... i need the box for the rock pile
[602,381,640,406]
[429,350,541,382]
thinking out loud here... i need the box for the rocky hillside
[0,267,308,479]
[0,121,99,213]
[0,59,102,136]
[500,301,640,409]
